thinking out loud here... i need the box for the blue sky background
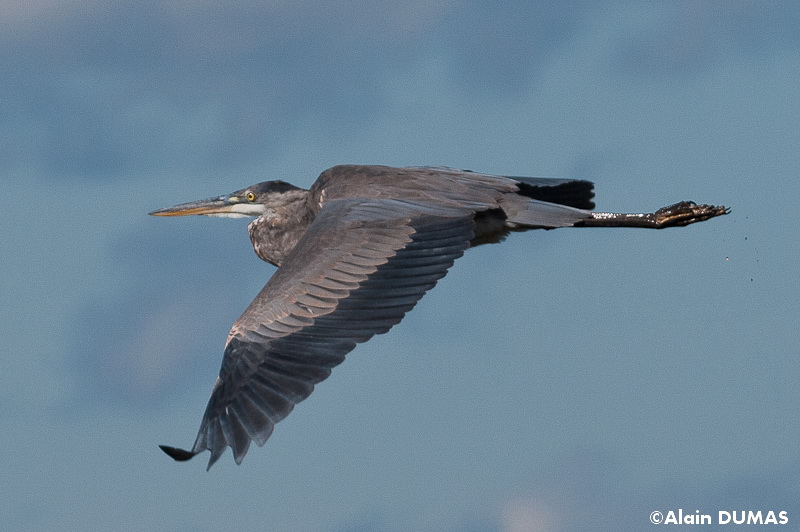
[2,1,799,530]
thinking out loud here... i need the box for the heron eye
[246,192,256,202]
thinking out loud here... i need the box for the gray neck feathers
[247,189,314,267]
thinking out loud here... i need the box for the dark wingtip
[159,445,198,462]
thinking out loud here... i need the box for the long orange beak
[149,195,239,217]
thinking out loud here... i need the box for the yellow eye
[246,192,256,202]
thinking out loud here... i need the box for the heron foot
[653,201,730,228]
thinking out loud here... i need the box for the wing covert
[187,198,476,468]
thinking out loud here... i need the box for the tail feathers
[503,198,593,229]
[512,177,595,210]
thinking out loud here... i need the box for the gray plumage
[149,164,728,469]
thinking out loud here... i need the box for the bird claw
[654,201,730,227]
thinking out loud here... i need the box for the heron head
[149,181,303,219]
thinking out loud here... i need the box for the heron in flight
[150,165,727,469]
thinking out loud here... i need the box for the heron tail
[512,177,595,210]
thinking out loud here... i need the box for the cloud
[440,0,593,95]
[462,448,800,532]
[67,220,268,407]
[613,1,800,78]
[501,497,562,532]
[1,0,596,178]
[4,1,797,180]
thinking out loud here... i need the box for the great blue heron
[150,164,728,469]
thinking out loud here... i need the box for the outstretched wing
[168,198,476,469]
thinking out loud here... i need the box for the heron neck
[247,190,313,267]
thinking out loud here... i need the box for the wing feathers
[188,199,474,468]
[251,368,314,403]
[220,407,251,464]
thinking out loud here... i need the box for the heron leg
[576,201,729,229]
